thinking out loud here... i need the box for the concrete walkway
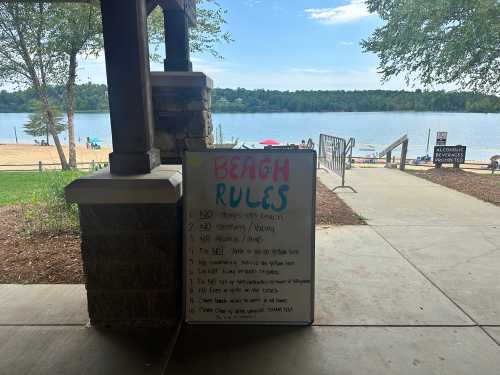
[0,285,176,375]
[1,168,499,374]
[167,168,500,374]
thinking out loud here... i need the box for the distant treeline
[1,83,499,113]
[0,83,109,113]
[212,88,500,113]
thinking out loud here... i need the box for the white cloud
[209,66,457,91]
[340,41,355,46]
[289,68,333,74]
[244,0,262,7]
[305,0,373,25]
[211,67,405,91]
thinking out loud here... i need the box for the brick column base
[80,203,181,327]
[65,166,183,328]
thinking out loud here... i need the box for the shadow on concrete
[0,325,178,375]
[167,325,309,373]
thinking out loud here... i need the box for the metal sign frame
[183,149,316,326]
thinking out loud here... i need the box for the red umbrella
[259,139,280,145]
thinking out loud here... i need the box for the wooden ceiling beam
[146,0,161,14]
[13,0,195,25]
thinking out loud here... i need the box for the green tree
[24,101,66,144]
[51,2,102,168]
[148,0,233,60]
[362,0,500,94]
[1,1,231,170]
[0,3,70,169]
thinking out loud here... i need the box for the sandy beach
[0,144,111,170]
[0,143,493,173]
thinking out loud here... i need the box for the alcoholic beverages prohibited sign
[433,145,466,165]
[183,149,316,325]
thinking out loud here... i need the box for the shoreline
[0,144,111,170]
[1,110,500,115]
[0,144,492,172]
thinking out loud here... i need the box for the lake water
[1,112,499,160]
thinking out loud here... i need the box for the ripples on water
[1,112,499,160]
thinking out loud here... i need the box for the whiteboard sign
[184,149,316,325]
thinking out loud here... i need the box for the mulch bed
[409,168,500,206]
[0,182,362,284]
[315,180,366,226]
[0,206,83,284]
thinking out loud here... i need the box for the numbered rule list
[184,150,315,324]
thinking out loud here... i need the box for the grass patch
[0,171,87,234]
[0,171,86,206]
[0,172,49,206]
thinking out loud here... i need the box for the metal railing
[0,161,108,172]
[345,137,355,170]
[378,134,409,171]
[318,134,356,193]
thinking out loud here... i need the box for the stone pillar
[65,166,183,328]
[151,72,214,164]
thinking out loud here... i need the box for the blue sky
[77,0,446,91]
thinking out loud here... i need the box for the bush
[23,171,86,235]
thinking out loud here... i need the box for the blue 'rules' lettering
[215,183,289,213]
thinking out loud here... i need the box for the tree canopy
[2,84,499,114]
[24,101,66,139]
[362,0,500,95]
[0,3,70,168]
[0,0,231,169]
[148,0,232,61]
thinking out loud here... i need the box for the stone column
[65,166,183,328]
[151,72,214,164]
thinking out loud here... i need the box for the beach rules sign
[184,149,316,325]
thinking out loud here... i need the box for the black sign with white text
[433,146,466,165]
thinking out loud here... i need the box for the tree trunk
[39,90,70,170]
[9,3,69,170]
[66,52,77,168]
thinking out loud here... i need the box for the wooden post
[163,9,192,71]
[400,139,408,171]
[385,151,392,168]
[100,0,160,174]
[38,161,42,172]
